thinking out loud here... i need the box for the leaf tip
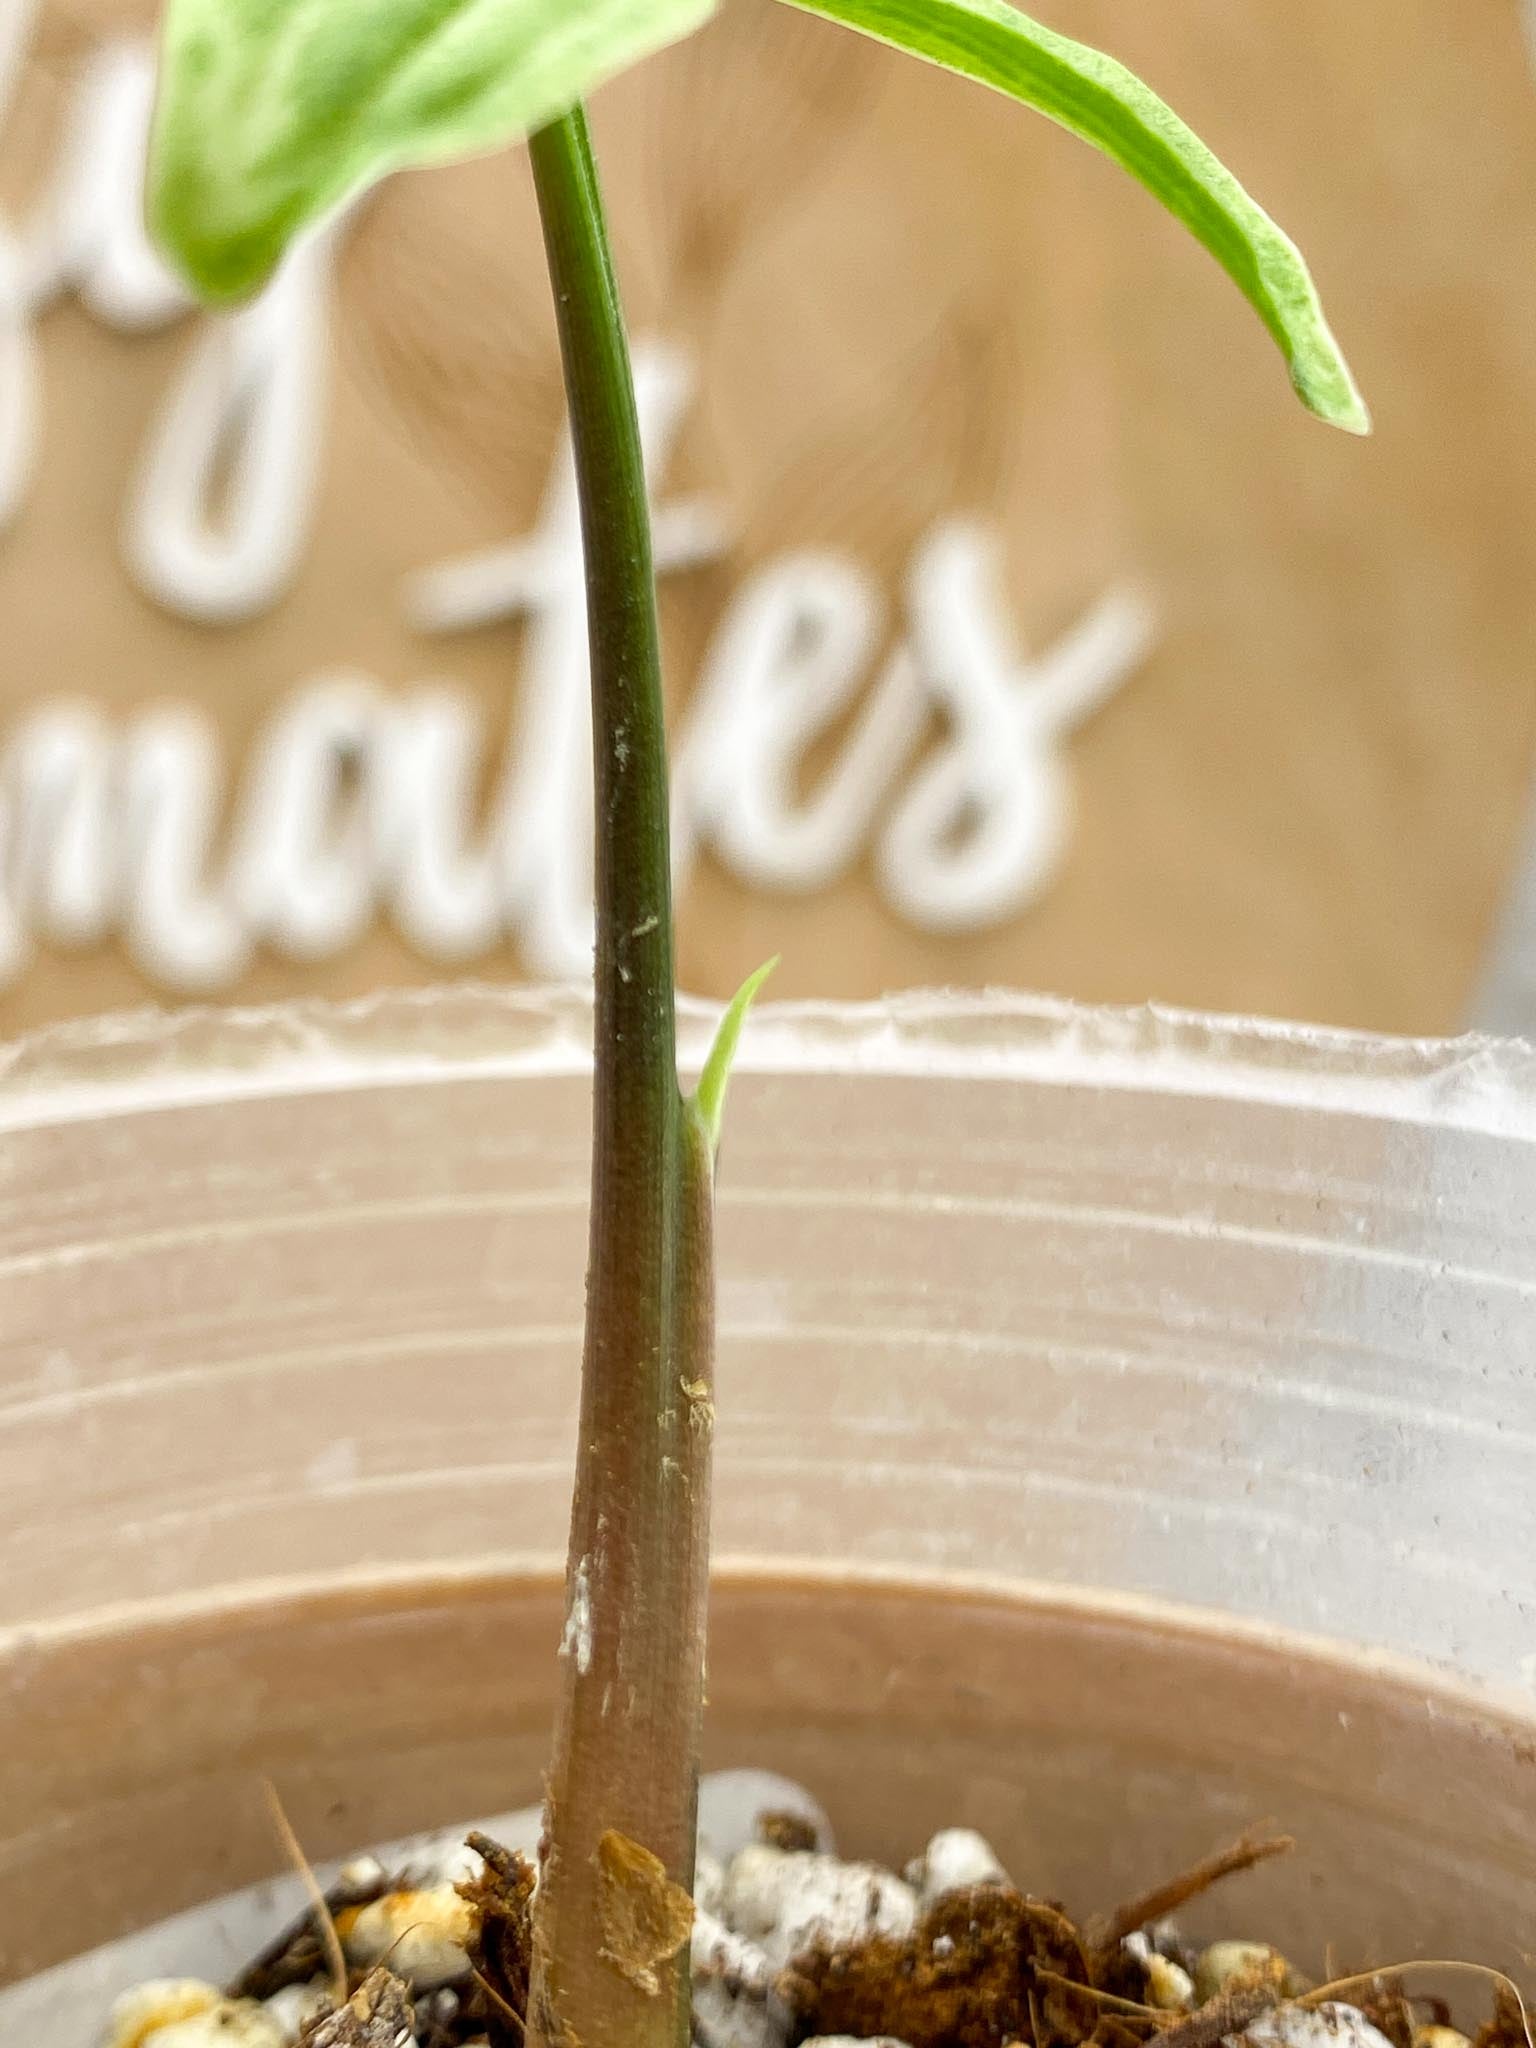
[1266,240,1371,436]
[1295,350,1372,438]
[147,129,288,305]
[690,957,779,1159]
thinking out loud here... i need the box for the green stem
[525,106,708,2048]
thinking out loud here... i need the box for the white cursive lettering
[0,25,1156,992]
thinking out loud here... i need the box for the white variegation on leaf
[779,0,1369,434]
[149,0,1367,433]
[149,0,718,301]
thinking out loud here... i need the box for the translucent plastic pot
[1,990,1533,2019]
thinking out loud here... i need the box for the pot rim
[2,983,1534,1138]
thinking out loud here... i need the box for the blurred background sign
[1,0,1535,1037]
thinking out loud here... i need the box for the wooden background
[2,0,1534,1037]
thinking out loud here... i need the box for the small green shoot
[691,959,779,1160]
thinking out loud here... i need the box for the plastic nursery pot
[1,989,1534,2022]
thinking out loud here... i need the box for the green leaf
[690,959,778,1160]
[776,0,1369,435]
[149,0,717,303]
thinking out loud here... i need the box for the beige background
[2,0,1534,1035]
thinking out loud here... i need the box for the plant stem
[525,105,710,2048]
